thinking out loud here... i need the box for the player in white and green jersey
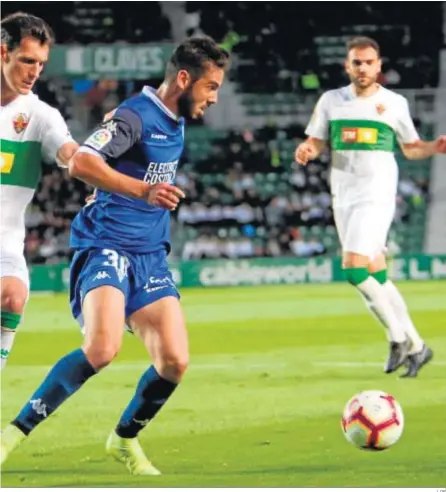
[295,36,446,377]
[1,13,79,370]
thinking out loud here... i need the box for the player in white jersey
[1,12,79,369]
[295,37,446,377]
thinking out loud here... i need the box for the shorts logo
[93,271,111,281]
[149,275,172,285]
[341,127,378,144]
[85,129,112,150]
[144,275,175,294]
[144,284,169,294]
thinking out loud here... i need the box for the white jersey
[0,92,73,249]
[305,85,419,207]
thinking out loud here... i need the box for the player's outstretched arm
[400,136,446,160]
[69,152,184,210]
[295,137,326,166]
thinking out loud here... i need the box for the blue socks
[11,354,176,440]
[116,365,177,438]
[13,349,96,435]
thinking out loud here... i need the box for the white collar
[142,86,179,122]
[348,83,383,100]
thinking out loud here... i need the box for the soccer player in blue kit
[1,37,230,475]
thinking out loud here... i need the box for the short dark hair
[165,36,230,81]
[1,12,54,51]
[346,36,380,57]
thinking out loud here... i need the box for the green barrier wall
[30,255,446,292]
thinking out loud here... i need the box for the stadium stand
[3,1,441,263]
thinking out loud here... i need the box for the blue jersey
[70,86,185,253]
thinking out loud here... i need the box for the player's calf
[6,348,97,445]
[1,282,28,370]
[342,254,409,374]
[1,311,21,370]
[114,298,188,440]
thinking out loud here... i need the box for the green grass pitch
[1,281,445,487]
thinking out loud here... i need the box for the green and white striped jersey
[0,92,73,248]
[306,85,419,207]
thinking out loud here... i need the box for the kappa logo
[30,398,48,418]
[93,271,111,281]
[133,418,151,426]
[151,133,167,140]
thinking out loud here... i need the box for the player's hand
[434,135,446,154]
[295,143,314,165]
[146,183,185,211]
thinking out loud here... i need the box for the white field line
[7,361,445,373]
[314,361,446,367]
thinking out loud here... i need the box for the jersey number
[0,152,15,174]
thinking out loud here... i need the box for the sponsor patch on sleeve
[84,129,112,150]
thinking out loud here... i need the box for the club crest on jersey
[13,113,29,134]
[376,104,386,115]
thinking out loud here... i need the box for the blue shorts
[70,248,179,330]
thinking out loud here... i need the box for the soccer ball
[341,390,404,450]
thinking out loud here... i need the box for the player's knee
[1,294,27,315]
[342,252,370,270]
[83,342,121,370]
[157,352,189,382]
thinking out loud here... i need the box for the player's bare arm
[295,137,326,165]
[400,135,446,160]
[69,151,185,210]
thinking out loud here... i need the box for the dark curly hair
[1,12,54,51]
[165,36,230,81]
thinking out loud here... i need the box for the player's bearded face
[1,37,48,96]
[178,65,225,119]
[345,47,381,89]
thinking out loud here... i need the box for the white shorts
[333,202,395,259]
[0,246,30,291]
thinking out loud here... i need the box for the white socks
[382,280,424,353]
[1,328,16,371]
[355,276,407,343]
